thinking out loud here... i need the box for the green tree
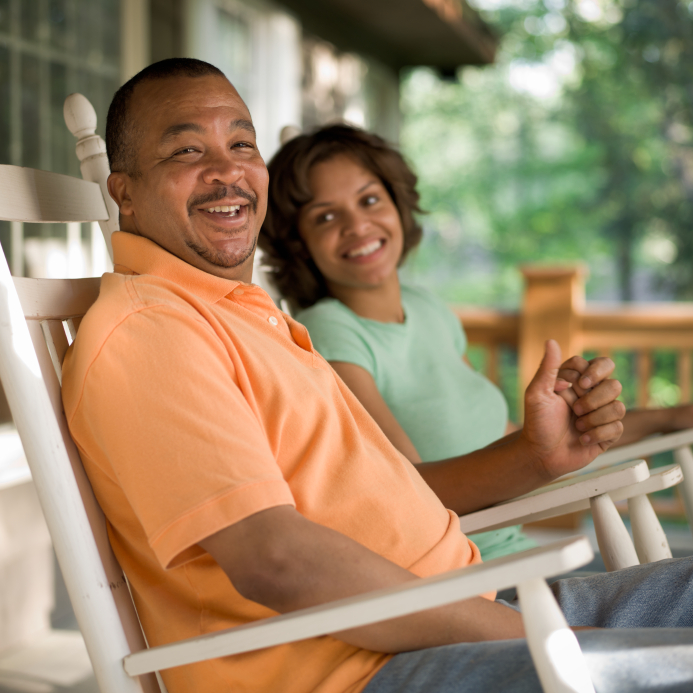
[401,0,693,303]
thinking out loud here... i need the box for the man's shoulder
[63,272,213,406]
[82,271,204,339]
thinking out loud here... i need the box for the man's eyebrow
[160,122,205,143]
[231,119,256,136]
[159,119,256,144]
[304,180,378,213]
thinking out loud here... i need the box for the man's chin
[187,235,257,271]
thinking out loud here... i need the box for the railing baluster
[637,350,652,408]
[678,350,691,404]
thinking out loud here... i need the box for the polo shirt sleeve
[297,302,377,377]
[69,304,295,570]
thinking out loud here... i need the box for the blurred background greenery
[399,0,693,308]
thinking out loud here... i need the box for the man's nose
[201,148,244,186]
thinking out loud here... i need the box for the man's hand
[521,340,625,481]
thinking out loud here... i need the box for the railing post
[519,266,586,416]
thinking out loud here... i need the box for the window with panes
[0,0,120,276]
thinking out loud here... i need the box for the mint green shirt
[297,285,536,560]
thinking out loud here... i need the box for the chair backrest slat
[39,320,67,384]
[0,166,109,223]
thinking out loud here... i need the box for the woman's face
[297,155,404,294]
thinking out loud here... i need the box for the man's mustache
[188,186,258,216]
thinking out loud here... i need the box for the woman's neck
[327,274,405,323]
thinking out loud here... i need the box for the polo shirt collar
[111,231,244,303]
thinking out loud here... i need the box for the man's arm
[199,504,525,652]
[416,341,625,516]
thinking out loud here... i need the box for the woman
[259,124,693,560]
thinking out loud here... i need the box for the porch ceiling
[275,0,497,71]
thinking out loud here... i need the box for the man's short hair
[106,58,226,176]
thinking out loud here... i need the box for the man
[62,59,693,693]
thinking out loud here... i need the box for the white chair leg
[627,493,672,563]
[673,446,693,537]
[589,493,639,571]
[517,578,595,693]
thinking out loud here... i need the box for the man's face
[108,74,268,282]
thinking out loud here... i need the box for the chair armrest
[581,427,693,472]
[123,536,593,676]
[466,464,683,531]
[459,460,649,534]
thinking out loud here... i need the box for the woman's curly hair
[259,124,424,310]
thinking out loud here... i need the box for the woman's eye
[316,212,336,224]
[363,195,379,206]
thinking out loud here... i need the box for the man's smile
[203,204,241,216]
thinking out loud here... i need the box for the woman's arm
[330,361,423,463]
[616,405,693,446]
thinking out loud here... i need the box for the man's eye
[173,147,198,156]
[232,141,254,149]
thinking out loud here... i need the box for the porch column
[518,266,586,416]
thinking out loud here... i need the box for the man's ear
[107,172,134,216]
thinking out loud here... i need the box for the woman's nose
[342,208,371,236]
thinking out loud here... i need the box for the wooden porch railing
[453,266,693,414]
[454,265,693,522]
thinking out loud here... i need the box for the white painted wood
[628,493,673,563]
[0,255,150,693]
[120,0,151,84]
[40,321,64,385]
[466,465,682,536]
[517,577,595,693]
[14,276,101,320]
[673,445,693,534]
[0,166,108,224]
[584,428,693,472]
[590,494,639,571]
[608,463,682,501]
[459,460,649,534]
[64,94,119,260]
[124,536,594,676]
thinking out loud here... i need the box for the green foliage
[400,0,693,304]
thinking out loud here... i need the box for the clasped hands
[521,339,626,481]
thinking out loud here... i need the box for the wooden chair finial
[64,93,98,140]
[63,93,118,261]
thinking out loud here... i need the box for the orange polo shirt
[62,231,481,693]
